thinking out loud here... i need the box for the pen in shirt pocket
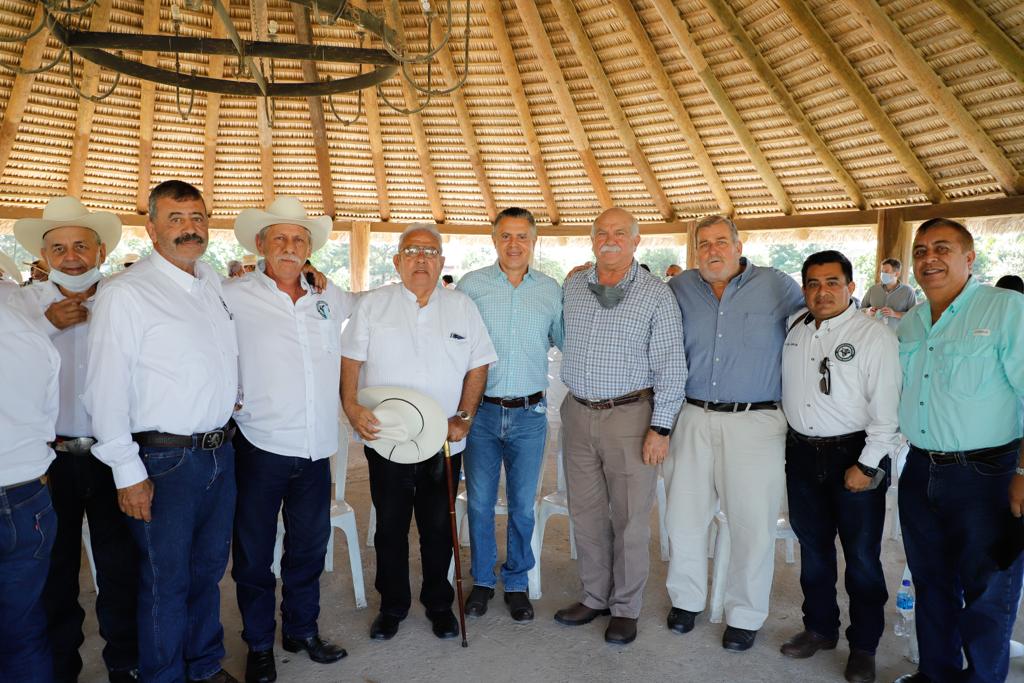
[450,333,465,340]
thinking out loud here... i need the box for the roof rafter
[249,0,275,203]
[548,0,675,221]
[843,0,1024,196]
[0,3,50,180]
[776,0,944,205]
[931,0,1024,92]
[292,4,335,218]
[480,0,558,224]
[202,13,227,205]
[702,0,866,210]
[67,0,113,198]
[606,0,731,216]
[363,83,390,222]
[135,0,161,213]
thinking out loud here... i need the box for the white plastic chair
[527,429,577,599]
[272,418,366,608]
[81,520,99,592]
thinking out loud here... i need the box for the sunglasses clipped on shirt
[819,356,831,395]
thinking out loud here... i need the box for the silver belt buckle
[200,430,225,450]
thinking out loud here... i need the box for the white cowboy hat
[0,250,23,284]
[234,197,331,255]
[13,196,122,257]
[357,386,448,464]
[241,253,258,267]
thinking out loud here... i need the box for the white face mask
[47,253,102,293]
[880,272,896,285]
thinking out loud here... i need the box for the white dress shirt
[0,301,59,486]
[782,303,902,468]
[10,279,109,437]
[340,283,498,454]
[84,251,239,488]
[224,265,354,460]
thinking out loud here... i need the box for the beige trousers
[662,402,787,630]
[561,395,658,619]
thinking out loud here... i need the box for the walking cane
[443,440,469,647]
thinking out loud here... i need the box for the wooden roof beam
[648,0,793,215]
[480,0,559,225]
[932,0,1024,91]
[292,5,335,218]
[547,0,675,221]
[0,3,50,179]
[135,0,161,213]
[250,0,275,203]
[428,0,496,223]
[511,0,613,210]
[843,0,1024,196]
[67,0,113,198]
[777,0,944,205]
[202,14,227,205]
[363,84,390,222]
[702,0,866,211]
[606,0,732,217]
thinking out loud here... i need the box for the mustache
[174,233,205,245]
[599,245,622,254]
[274,254,302,263]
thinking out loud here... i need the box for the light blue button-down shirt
[897,277,1024,451]
[458,263,564,398]
[669,258,804,403]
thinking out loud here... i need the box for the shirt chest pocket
[314,317,341,355]
[443,332,472,368]
[937,338,999,398]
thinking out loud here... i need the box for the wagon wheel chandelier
[1,0,470,122]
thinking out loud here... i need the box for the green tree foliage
[637,247,683,277]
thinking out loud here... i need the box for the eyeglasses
[400,246,441,259]
[818,356,831,395]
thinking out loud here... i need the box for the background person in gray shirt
[860,258,916,329]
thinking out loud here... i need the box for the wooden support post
[874,209,910,283]
[686,221,698,269]
[350,221,371,292]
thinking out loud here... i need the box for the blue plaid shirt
[561,260,687,429]
[458,263,564,398]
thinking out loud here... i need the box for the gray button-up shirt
[860,282,917,328]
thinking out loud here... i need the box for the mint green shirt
[897,278,1024,451]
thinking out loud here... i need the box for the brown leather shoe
[844,650,876,683]
[780,630,838,659]
[553,602,611,626]
[604,617,637,645]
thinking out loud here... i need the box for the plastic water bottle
[895,579,915,637]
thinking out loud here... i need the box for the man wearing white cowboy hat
[223,197,353,682]
[10,196,141,683]
[341,222,497,642]
[84,180,240,683]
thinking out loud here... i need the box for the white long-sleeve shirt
[0,300,59,486]
[782,304,902,468]
[84,251,238,488]
[224,265,354,460]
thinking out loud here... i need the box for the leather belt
[789,429,866,445]
[913,439,1021,466]
[2,474,48,491]
[687,398,778,412]
[53,436,97,455]
[133,422,235,451]
[573,388,653,410]
[482,392,544,408]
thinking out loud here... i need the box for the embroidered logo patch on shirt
[316,300,330,319]
[834,343,856,362]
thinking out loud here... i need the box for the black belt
[686,398,778,412]
[789,429,866,445]
[132,422,235,451]
[573,388,653,410]
[482,391,544,408]
[912,439,1020,466]
[53,436,97,455]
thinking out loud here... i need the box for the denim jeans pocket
[33,501,56,560]
[970,458,1015,478]
[143,448,189,479]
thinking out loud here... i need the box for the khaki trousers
[561,395,658,619]
[663,402,787,630]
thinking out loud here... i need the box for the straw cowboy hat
[13,196,122,257]
[0,250,22,284]
[241,254,258,267]
[234,197,332,255]
[357,387,449,465]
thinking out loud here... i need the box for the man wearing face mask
[11,196,140,683]
[860,258,916,330]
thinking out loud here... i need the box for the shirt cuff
[111,457,149,490]
[651,400,681,431]
[857,446,888,469]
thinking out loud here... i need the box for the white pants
[662,402,787,630]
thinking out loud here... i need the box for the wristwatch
[649,426,671,437]
[456,410,473,424]
[855,462,879,478]
[1016,467,1024,477]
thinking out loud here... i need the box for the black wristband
[855,462,879,478]
[649,426,671,437]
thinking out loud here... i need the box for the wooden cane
[443,440,469,647]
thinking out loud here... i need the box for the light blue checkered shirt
[458,263,564,398]
[561,260,688,429]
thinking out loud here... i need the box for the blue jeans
[0,478,57,683]
[232,433,331,652]
[464,399,548,592]
[785,432,889,653]
[899,442,1024,683]
[126,443,236,683]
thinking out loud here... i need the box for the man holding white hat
[341,222,497,641]
[84,180,240,683]
[223,197,352,682]
[11,196,140,683]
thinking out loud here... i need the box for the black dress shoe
[426,609,460,639]
[282,634,347,664]
[667,607,698,634]
[245,650,276,683]
[722,625,757,652]
[465,585,495,617]
[553,602,611,626]
[188,670,240,683]
[504,591,534,622]
[893,674,932,683]
[109,669,139,683]
[604,617,638,645]
[370,613,402,640]
[845,650,876,683]
[780,630,838,659]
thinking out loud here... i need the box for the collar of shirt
[486,261,536,285]
[150,249,210,292]
[253,258,313,298]
[807,301,859,336]
[696,256,753,293]
[911,276,980,335]
[586,258,639,288]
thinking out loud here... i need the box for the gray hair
[399,222,443,251]
[492,207,537,239]
[695,214,740,243]
[590,210,640,240]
